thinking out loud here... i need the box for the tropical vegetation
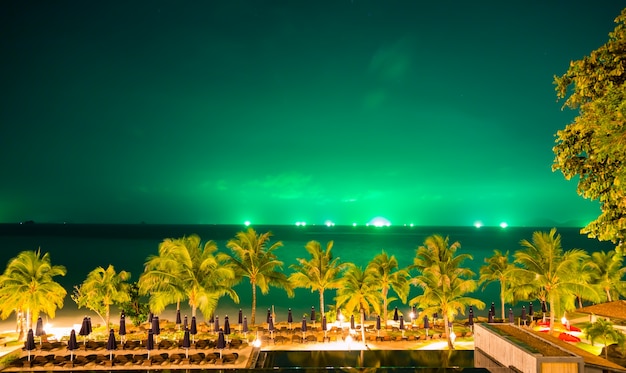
[288,240,345,318]
[410,235,485,349]
[552,8,626,252]
[72,264,131,330]
[138,234,239,319]
[583,317,626,359]
[225,228,293,325]
[0,249,66,340]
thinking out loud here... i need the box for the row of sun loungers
[33,338,247,352]
[13,352,240,368]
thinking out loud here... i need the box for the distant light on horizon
[325,220,335,227]
[474,221,483,228]
[295,221,307,226]
[244,221,251,227]
[500,222,508,228]
[352,222,357,227]
[369,216,391,227]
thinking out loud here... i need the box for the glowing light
[325,220,335,227]
[244,221,251,227]
[500,222,508,228]
[352,222,357,227]
[474,221,483,228]
[368,216,391,227]
[410,223,414,227]
[295,221,307,226]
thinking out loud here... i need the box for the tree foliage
[72,264,131,329]
[553,8,626,250]
[288,240,346,318]
[0,249,66,340]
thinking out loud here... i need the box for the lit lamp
[561,315,569,331]
[345,335,353,351]
[450,330,456,347]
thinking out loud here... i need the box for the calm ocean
[0,223,616,329]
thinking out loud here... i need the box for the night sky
[1,1,623,227]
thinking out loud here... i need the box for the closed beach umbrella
[322,315,327,331]
[183,315,188,330]
[209,314,215,323]
[468,307,474,327]
[190,316,197,343]
[106,328,116,361]
[79,317,89,344]
[182,327,190,359]
[87,317,92,335]
[541,300,547,313]
[490,302,495,316]
[217,329,226,358]
[529,302,534,317]
[148,312,153,324]
[35,316,44,345]
[238,309,243,325]
[508,308,514,323]
[152,316,160,346]
[423,315,430,330]
[67,329,78,362]
[243,316,248,334]
[288,308,293,326]
[393,307,399,321]
[267,308,271,323]
[119,313,126,343]
[311,306,315,323]
[25,329,36,361]
[488,309,494,323]
[175,309,181,329]
[152,316,160,335]
[399,315,404,330]
[350,314,355,330]
[224,316,231,340]
[301,316,307,340]
[376,315,381,337]
[521,306,527,324]
[146,329,154,359]
[214,315,220,333]
[268,315,274,332]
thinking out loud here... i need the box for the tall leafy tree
[288,240,346,318]
[73,265,131,329]
[411,235,484,349]
[0,249,66,340]
[478,250,516,319]
[588,250,626,302]
[366,250,409,324]
[553,8,626,251]
[583,318,626,359]
[513,228,591,333]
[335,263,382,319]
[226,228,293,325]
[139,235,239,318]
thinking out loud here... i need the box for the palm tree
[73,265,131,329]
[139,235,239,318]
[587,250,626,303]
[583,317,626,359]
[335,263,382,318]
[513,228,591,333]
[478,250,516,320]
[366,250,409,324]
[225,228,293,325]
[288,240,346,318]
[0,249,66,340]
[411,235,484,349]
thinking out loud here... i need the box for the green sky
[1,1,623,226]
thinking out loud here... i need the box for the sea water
[0,223,616,330]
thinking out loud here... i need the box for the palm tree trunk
[382,287,388,326]
[106,305,110,331]
[444,315,454,350]
[319,289,325,317]
[500,281,506,320]
[251,282,257,325]
[549,292,556,334]
[606,289,612,302]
